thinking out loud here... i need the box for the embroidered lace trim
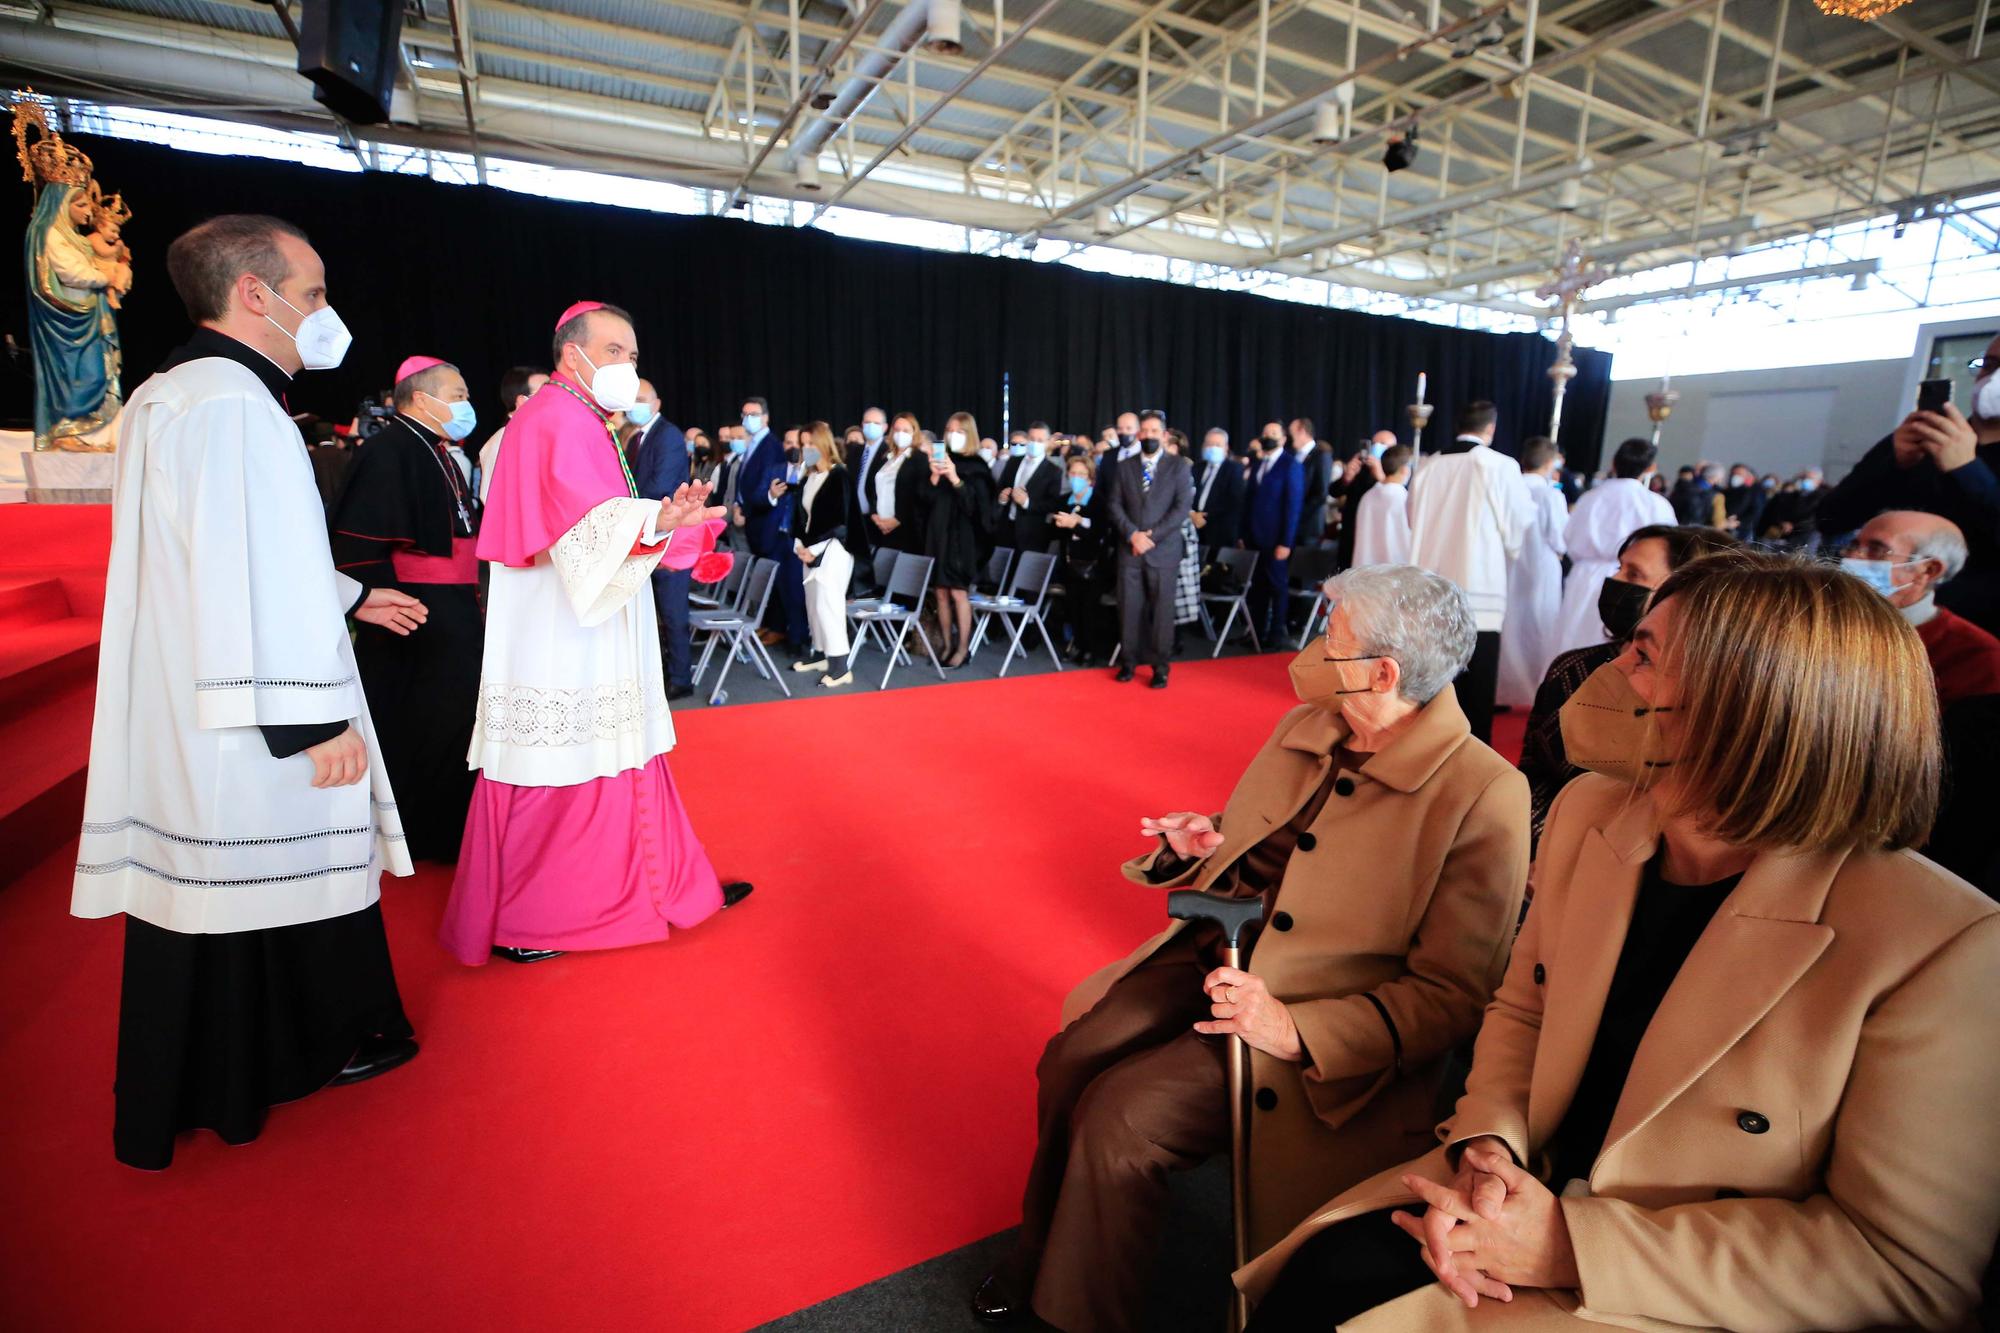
[477,680,650,747]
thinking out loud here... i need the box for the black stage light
[1383,125,1420,173]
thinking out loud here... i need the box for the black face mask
[1598,576,1653,642]
[1263,434,1282,447]
[784,446,801,465]
[1139,437,1162,455]
[1117,432,1136,448]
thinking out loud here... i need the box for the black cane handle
[1166,888,1263,950]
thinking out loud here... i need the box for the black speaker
[296,0,404,125]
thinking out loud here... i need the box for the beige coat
[1240,773,2000,1332]
[1063,688,1530,1255]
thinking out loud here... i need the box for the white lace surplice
[469,496,679,788]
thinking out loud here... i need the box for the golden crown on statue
[12,90,95,189]
[95,190,133,228]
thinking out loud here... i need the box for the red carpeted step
[0,616,99,715]
[0,574,73,628]
[0,677,93,880]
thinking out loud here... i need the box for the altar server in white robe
[1549,437,1676,655]
[441,301,753,967]
[1349,443,1413,567]
[72,215,428,1170]
[1497,436,1570,706]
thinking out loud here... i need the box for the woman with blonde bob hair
[1241,549,2000,1333]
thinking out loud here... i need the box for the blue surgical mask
[800,446,821,469]
[1798,477,1818,493]
[1840,557,1903,597]
[1202,445,1225,464]
[1068,475,1091,498]
[1028,441,1047,461]
[422,392,478,442]
[626,401,656,427]
[1010,442,1028,457]
[862,421,885,443]
[729,437,748,456]
[743,412,765,435]
[1370,441,1390,458]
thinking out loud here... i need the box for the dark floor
[751,1158,1234,1333]
[679,592,1301,710]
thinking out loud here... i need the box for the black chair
[1200,548,1261,658]
[1286,546,1341,647]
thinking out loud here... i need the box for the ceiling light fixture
[1810,0,1912,19]
[924,0,964,55]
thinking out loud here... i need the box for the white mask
[977,446,997,465]
[1975,374,2000,422]
[261,286,351,370]
[892,429,913,449]
[575,348,640,413]
[946,430,967,450]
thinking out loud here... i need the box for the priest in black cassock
[329,354,484,861]
[73,215,424,1170]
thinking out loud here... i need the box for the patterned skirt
[1175,519,1202,625]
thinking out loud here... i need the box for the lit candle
[1416,372,1427,403]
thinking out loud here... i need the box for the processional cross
[1534,239,1608,446]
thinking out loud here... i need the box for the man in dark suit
[629,377,696,700]
[1290,417,1333,551]
[736,394,809,650]
[995,420,1065,554]
[846,407,889,588]
[1190,426,1248,558]
[1245,430,1305,642]
[1109,410,1194,689]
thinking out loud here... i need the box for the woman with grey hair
[974,560,1529,1333]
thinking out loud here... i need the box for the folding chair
[1285,547,1340,648]
[968,550,1062,676]
[979,546,1016,598]
[849,553,943,689]
[1200,548,1261,658]
[846,546,905,640]
[690,552,749,612]
[691,558,791,705]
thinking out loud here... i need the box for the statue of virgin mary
[16,94,125,451]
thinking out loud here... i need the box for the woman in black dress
[919,410,996,668]
[1051,453,1115,664]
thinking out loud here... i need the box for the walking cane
[1168,888,1268,1333]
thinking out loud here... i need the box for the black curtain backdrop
[4,136,1612,471]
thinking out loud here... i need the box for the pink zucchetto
[555,300,606,330]
[394,355,447,384]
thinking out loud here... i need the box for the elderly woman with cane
[974,565,1531,1333]
[1240,550,2000,1333]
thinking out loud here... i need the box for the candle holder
[1406,401,1434,468]
[1644,384,1680,448]
[1546,332,1578,446]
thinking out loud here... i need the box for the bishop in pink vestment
[440,301,744,965]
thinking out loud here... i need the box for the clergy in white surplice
[71,215,426,1170]
[1548,438,1678,657]
[1496,437,1570,707]
[439,301,753,967]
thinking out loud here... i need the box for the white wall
[1602,359,1910,481]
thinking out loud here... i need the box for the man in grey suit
[1109,410,1194,689]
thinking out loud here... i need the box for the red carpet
[0,651,1527,1332]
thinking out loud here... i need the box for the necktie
[1142,457,1156,490]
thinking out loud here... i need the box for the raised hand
[659,482,724,532]
[1139,811,1224,860]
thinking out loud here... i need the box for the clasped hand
[1130,530,1155,555]
[1390,1140,1579,1309]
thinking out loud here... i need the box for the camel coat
[1062,688,1530,1256]
[1239,773,2000,1333]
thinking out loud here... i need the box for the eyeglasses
[1844,540,1905,562]
[1971,357,1990,373]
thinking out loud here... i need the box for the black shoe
[1150,668,1170,690]
[667,684,696,701]
[722,881,754,908]
[1114,665,1136,683]
[491,945,565,964]
[330,1035,419,1087]
[971,1275,1021,1324]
